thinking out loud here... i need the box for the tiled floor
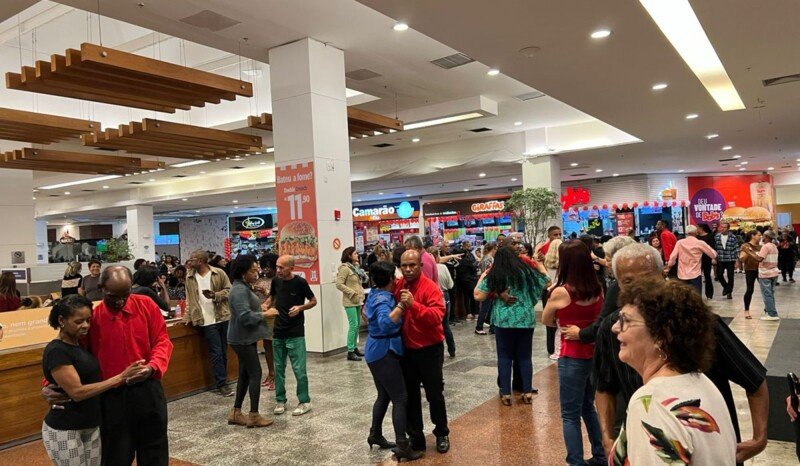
[2,274,797,465]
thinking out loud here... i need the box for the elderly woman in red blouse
[0,272,21,312]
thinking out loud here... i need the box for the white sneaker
[292,403,312,416]
[549,354,559,361]
[760,315,780,321]
[273,404,286,415]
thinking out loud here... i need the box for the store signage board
[687,174,774,230]
[230,214,274,232]
[424,197,509,217]
[352,200,420,222]
[275,162,320,284]
[0,306,56,350]
[1,268,28,284]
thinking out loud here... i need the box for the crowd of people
[4,220,797,464]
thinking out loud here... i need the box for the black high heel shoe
[367,431,396,450]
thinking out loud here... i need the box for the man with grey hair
[404,235,438,283]
[592,243,769,464]
[561,236,639,344]
[664,224,717,295]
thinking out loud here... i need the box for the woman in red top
[0,272,21,312]
[543,240,606,466]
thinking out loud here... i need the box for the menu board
[275,162,320,284]
[687,174,774,230]
[616,212,635,236]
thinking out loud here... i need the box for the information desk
[0,320,238,449]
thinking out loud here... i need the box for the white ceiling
[5,0,798,223]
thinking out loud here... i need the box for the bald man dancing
[264,255,318,417]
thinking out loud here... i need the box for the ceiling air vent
[48,194,59,197]
[372,143,394,148]
[474,183,488,187]
[94,147,118,152]
[718,158,739,162]
[570,173,587,177]
[81,189,96,192]
[514,91,546,102]
[762,73,800,87]
[430,53,474,70]
[179,10,240,32]
[231,166,245,169]
[346,69,382,81]
[128,181,144,185]
[469,127,492,133]
[173,175,188,178]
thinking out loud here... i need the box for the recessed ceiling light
[678,169,685,173]
[378,192,384,195]
[64,191,70,195]
[740,161,748,165]
[739,168,746,171]
[612,173,620,177]
[514,121,523,126]
[652,83,668,90]
[411,138,420,143]
[404,112,484,130]
[393,22,409,31]
[172,160,209,168]
[722,145,732,150]
[463,188,470,191]
[405,194,411,197]
[199,171,206,174]
[732,154,741,159]
[102,185,109,189]
[639,0,745,111]
[595,169,603,173]
[685,113,699,119]
[356,199,362,202]
[234,206,239,209]
[487,68,500,76]
[232,200,238,204]
[767,167,775,171]
[32,196,36,200]
[181,198,188,201]
[511,177,518,182]
[591,29,612,39]
[229,211,234,214]
[148,178,155,182]
[195,210,200,213]
[570,162,579,167]
[479,173,486,177]
[260,162,267,165]
[705,133,719,139]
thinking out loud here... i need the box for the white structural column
[126,205,155,261]
[522,130,562,229]
[35,220,49,264]
[270,38,354,353]
[0,169,36,268]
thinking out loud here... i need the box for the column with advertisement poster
[687,174,774,231]
[275,163,320,284]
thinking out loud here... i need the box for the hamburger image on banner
[278,220,319,268]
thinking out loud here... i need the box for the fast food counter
[0,320,238,449]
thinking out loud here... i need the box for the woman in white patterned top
[611,277,736,465]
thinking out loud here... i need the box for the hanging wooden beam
[5,43,252,113]
[15,148,165,171]
[0,107,99,144]
[248,107,403,139]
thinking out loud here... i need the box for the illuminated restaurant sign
[352,200,420,222]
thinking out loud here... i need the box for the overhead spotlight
[514,121,523,126]
[705,133,719,139]
[393,22,409,31]
[570,162,579,167]
[651,83,668,90]
[685,113,699,119]
[487,68,500,76]
[411,138,420,143]
[479,173,486,177]
[722,145,732,150]
[510,177,518,182]
[591,29,612,39]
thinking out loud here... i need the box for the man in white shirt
[185,250,233,396]
[715,222,740,299]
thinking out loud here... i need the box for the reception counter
[0,321,238,449]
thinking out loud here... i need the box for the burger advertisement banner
[275,162,320,284]
[687,174,774,231]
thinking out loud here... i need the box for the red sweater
[394,274,445,349]
[89,294,173,381]
[659,229,678,262]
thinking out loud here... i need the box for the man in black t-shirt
[264,255,317,417]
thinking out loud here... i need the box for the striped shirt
[593,312,766,443]
[757,242,780,278]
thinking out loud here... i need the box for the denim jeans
[494,327,534,395]
[557,357,606,465]
[758,277,778,317]
[476,298,494,331]
[200,321,229,388]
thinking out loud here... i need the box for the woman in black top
[42,295,143,465]
[61,261,83,297]
[131,266,172,316]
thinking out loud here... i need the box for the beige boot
[247,412,274,428]
[227,408,247,426]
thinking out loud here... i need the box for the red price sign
[276,162,320,284]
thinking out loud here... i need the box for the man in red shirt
[46,266,173,465]
[395,250,449,454]
[656,220,678,262]
[535,225,563,261]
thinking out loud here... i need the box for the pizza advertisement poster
[687,174,774,230]
[275,162,320,284]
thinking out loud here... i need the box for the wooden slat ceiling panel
[0,107,99,144]
[0,148,164,175]
[248,108,403,138]
[5,43,252,113]
[82,118,264,160]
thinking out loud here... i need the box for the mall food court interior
[0,0,799,465]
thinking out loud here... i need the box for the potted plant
[505,187,561,248]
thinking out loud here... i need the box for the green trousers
[272,336,310,404]
[345,306,360,352]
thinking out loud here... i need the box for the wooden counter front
[0,322,238,449]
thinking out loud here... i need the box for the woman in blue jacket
[364,261,422,462]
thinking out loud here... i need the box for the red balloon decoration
[672,201,677,207]
[622,203,628,209]
[643,201,650,207]
[612,203,618,210]
[632,202,639,208]
[582,206,589,211]
[561,186,591,209]
[602,204,608,210]
[680,200,687,207]
[592,205,598,210]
